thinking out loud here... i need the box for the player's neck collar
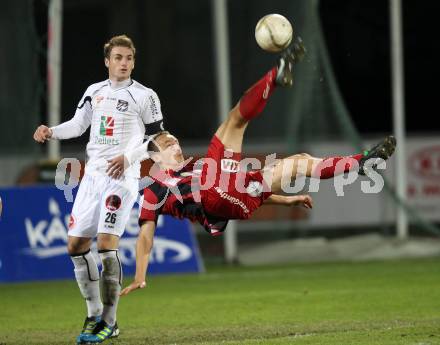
[108,78,132,90]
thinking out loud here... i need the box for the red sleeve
[139,188,160,225]
[139,179,170,225]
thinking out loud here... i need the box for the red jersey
[139,135,272,235]
[139,162,228,236]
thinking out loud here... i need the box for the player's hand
[107,154,129,179]
[33,125,53,143]
[285,195,313,209]
[120,280,146,296]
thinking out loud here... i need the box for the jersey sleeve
[51,87,93,140]
[138,182,168,225]
[125,89,164,164]
[141,90,164,135]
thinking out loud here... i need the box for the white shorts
[68,174,139,238]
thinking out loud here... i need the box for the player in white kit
[33,35,164,344]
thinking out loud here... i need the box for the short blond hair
[104,35,136,59]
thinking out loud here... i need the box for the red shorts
[200,135,272,220]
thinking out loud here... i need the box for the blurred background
[1,0,440,279]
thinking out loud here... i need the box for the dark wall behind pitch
[0,1,40,153]
[31,0,440,153]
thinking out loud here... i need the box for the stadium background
[1,1,440,344]
[2,0,440,261]
[4,0,439,151]
[2,0,440,265]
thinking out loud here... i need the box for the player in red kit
[134,132,313,238]
[121,45,396,296]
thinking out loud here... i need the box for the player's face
[156,134,184,166]
[105,46,135,82]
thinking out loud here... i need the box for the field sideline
[1,258,440,345]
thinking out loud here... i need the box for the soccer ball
[255,14,293,53]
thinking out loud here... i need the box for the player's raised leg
[214,48,299,152]
[267,136,396,193]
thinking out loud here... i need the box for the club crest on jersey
[221,159,240,172]
[246,181,263,197]
[100,116,114,136]
[116,99,129,112]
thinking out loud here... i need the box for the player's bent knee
[228,105,247,128]
[67,237,92,255]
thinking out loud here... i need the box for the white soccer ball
[255,14,293,53]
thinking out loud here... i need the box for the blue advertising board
[0,186,204,283]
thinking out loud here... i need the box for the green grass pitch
[1,258,440,344]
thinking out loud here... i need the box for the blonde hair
[104,35,136,59]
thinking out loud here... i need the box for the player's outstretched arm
[264,194,313,209]
[120,220,156,296]
[41,90,93,142]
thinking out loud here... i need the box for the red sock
[312,154,363,179]
[239,67,277,121]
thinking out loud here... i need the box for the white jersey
[51,78,163,178]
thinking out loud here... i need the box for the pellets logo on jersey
[100,116,115,136]
[116,99,128,112]
[105,194,122,211]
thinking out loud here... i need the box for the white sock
[71,250,103,318]
[99,250,122,327]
